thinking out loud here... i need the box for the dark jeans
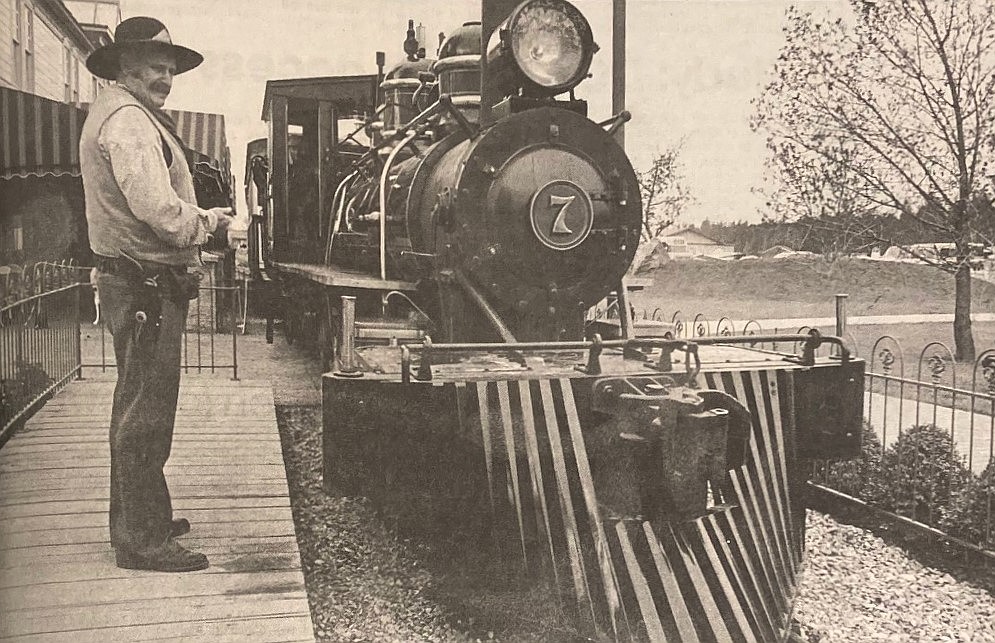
[97,270,188,554]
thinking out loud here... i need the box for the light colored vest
[81,84,199,266]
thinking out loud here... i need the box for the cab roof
[261,75,378,124]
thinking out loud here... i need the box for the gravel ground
[796,511,995,642]
[276,406,578,642]
[277,406,467,642]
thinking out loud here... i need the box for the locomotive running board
[464,373,805,642]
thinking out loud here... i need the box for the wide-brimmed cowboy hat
[86,16,203,81]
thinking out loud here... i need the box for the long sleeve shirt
[81,84,216,266]
[99,107,218,248]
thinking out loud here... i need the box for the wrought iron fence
[83,269,241,379]
[811,340,995,558]
[2,263,241,444]
[0,259,86,305]
[1,283,82,444]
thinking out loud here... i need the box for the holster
[165,272,201,303]
[97,254,201,304]
[96,255,202,347]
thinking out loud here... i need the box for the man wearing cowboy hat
[81,16,233,572]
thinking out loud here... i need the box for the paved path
[866,392,995,474]
[708,312,995,332]
[0,374,315,642]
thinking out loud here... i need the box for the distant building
[631,227,737,274]
[882,242,992,269]
[660,228,735,259]
[0,0,118,272]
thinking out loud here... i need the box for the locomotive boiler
[245,1,865,640]
[313,12,641,343]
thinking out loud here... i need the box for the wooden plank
[273,261,416,291]
[4,507,293,534]
[0,536,301,568]
[7,437,278,448]
[0,552,302,589]
[1,453,287,470]
[12,430,280,439]
[1,448,280,463]
[0,519,296,550]
[13,614,314,643]
[1,445,277,459]
[0,463,289,478]
[15,420,280,430]
[1,594,310,638]
[0,477,291,495]
[1,570,306,611]
[0,483,290,506]
[0,496,290,520]
[1,435,279,448]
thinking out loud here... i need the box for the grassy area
[846,322,995,372]
[630,255,995,320]
[844,323,995,418]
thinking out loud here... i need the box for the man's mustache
[152,83,171,94]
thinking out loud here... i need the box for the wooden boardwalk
[0,375,315,642]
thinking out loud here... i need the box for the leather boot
[116,538,209,572]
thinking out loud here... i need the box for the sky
[120,0,842,225]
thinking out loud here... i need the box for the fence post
[75,285,84,380]
[835,293,848,337]
[231,285,239,381]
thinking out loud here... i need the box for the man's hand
[203,207,235,251]
[211,207,235,236]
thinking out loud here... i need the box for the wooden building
[0,0,115,105]
[0,0,118,271]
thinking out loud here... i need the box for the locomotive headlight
[488,0,595,97]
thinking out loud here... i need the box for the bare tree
[637,145,695,241]
[753,0,995,361]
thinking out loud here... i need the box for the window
[12,0,22,87]
[11,215,24,252]
[72,57,80,104]
[24,4,34,92]
[64,43,72,101]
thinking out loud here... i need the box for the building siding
[0,0,16,88]
[34,9,64,100]
[0,0,102,104]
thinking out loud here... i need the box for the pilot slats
[467,371,804,642]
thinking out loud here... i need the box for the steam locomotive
[245,1,864,640]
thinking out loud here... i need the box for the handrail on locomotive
[398,328,851,383]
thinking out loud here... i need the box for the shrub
[822,422,885,498]
[939,459,995,549]
[871,424,970,525]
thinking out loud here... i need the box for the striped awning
[1,86,86,180]
[165,108,232,179]
[1,87,232,189]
